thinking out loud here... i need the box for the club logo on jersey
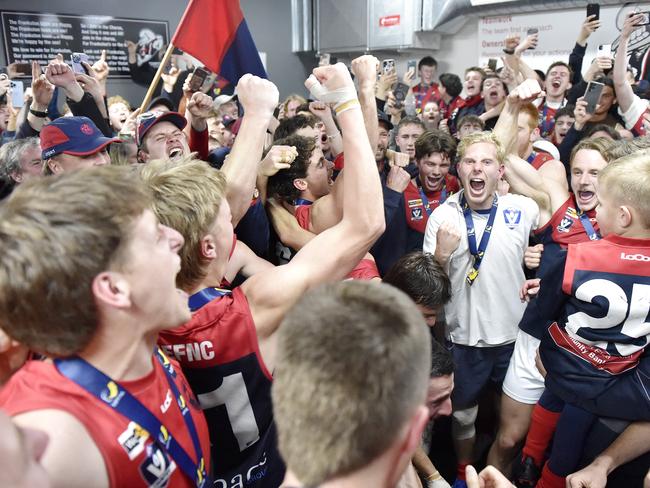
[557,216,574,233]
[118,421,150,460]
[411,208,423,220]
[139,444,176,488]
[100,381,125,407]
[503,207,521,229]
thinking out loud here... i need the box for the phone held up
[586,3,600,21]
[584,81,604,114]
[71,53,90,75]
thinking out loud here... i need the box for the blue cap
[136,110,187,146]
[40,116,120,160]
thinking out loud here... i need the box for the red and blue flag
[172,0,267,85]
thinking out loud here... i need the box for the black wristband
[503,48,515,55]
[29,108,48,118]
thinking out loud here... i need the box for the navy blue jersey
[159,287,284,487]
[537,234,650,419]
[519,195,598,339]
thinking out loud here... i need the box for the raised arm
[614,13,644,114]
[220,75,279,227]
[494,80,563,223]
[242,61,385,344]
[308,56,380,235]
[354,55,379,154]
[567,422,650,488]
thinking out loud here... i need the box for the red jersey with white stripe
[0,356,210,488]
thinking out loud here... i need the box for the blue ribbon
[416,177,448,217]
[188,287,232,312]
[460,191,499,286]
[55,349,209,487]
[578,212,601,241]
[293,198,313,206]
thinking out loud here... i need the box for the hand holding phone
[188,67,210,92]
[584,81,604,114]
[393,82,409,108]
[586,3,600,21]
[526,28,539,50]
[382,59,395,75]
[71,53,89,75]
[9,80,24,108]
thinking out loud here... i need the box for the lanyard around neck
[460,191,499,286]
[55,348,209,487]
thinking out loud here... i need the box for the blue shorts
[447,342,515,409]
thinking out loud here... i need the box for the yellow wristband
[334,98,360,116]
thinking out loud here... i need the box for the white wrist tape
[305,74,358,111]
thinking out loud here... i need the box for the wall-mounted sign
[1,10,169,78]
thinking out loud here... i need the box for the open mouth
[427,176,443,189]
[168,147,184,159]
[578,190,594,201]
[552,80,561,89]
[469,178,485,191]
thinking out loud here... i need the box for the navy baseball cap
[378,110,393,130]
[136,110,187,146]
[40,116,121,160]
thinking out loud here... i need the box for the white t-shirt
[423,192,539,347]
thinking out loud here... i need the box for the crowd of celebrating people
[0,6,649,488]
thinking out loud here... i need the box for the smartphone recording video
[584,81,605,114]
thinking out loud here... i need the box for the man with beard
[375,111,393,181]
[538,62,572,138]
[487,79,611,483]
[423,130,539,488]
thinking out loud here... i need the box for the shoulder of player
[14,409,109,487]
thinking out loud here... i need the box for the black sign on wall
[1,10,169,78]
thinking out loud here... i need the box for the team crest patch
[557,216,574,233]
[139,444,176,488]
[503,207,521,229]
[411,207,423,220]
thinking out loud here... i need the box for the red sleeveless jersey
[0,356,210,488]
[158,287,285,487]
[402,175,459,234]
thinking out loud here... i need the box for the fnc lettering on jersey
[163,341,215,363]
[565,272,650,356]
[621,252,650,262]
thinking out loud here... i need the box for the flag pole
[139,42,176,113]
